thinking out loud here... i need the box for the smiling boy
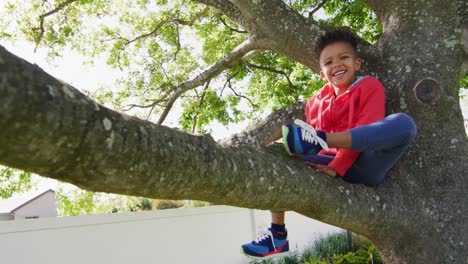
[241,28,417,260]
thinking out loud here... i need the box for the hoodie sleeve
[327,77,386,176]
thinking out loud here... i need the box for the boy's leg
[341,113,417,185]
[285,113,416,185]
[241,211,289,259]
[271,211,285,225]
[349,113,417,152]
[282,114,415,155]
[325,113,417,151]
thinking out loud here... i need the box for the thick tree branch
[0,45,404,234]
[364,0,382,12]
[230,0,379,73]
[218,102,305,148]
[363,0,385,28]
[192,0,246,27]
[156,38,276,124]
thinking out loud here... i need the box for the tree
[0,1,467,263]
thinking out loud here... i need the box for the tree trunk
[369,1,468,263]
[0,0,467,263]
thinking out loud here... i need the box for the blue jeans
[302,113,417,186]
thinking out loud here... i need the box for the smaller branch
[101,7,208,55]
[226,82,257,109]
[192,82,210,133]
[121,100,162,112]
[242,50,262,61]
[156,38,271,125]
[221,72,257,109]
[100,7,208,66]
[174,23,182,60]
[173,7,210,26]
[40,0,79,19]
[218,15,247,33]
[219,102,306,148]
[308,0,327,18]
[146,102,158,121]
[220,71,240,96]
[246,62,297,89]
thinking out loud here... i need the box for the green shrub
[333,249,369,264]
[247,231,383,264]
[191,200,212,207]
[154,200,184,209]
[309,232,351,260]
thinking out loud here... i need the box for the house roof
[0,189,55,214]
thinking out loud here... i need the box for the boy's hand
[304,162,337,177]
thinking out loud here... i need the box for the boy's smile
[319,42,361,95]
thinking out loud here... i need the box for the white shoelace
[294,119,329,151]
[254,230,277,251]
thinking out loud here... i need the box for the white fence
[0,206,340,264]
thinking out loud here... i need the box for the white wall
[0,206,340,264]
[13,191,57,220]
[0,214,13,221]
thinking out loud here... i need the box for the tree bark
[0,0,467,263]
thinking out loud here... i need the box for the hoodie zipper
[329,96,336,132]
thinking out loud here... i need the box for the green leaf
[0,166,32,199]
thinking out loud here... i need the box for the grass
[247,231,382,264]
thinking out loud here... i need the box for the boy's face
[319,42,361,91]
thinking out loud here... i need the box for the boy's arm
[328,78,386,176]
[328,150,360,176]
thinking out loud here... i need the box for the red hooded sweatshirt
[305,76,386,176]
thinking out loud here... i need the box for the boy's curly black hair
[315,28,359,57]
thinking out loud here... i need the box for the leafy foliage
[0,166,32,199]
[320,0,382,43]
[180,88,232,133]
[249,232,382,264]
[56,188,100,216]
[461,74,468,91]
[246,52,325,112]
[0,0,374,134]
[287,0,382,43]
[56,187,189,216]
[154,199,184,210]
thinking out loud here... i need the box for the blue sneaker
[282,119,329,155]
[241,228,289,259]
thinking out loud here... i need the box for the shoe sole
[240,248,290,260]
[282,125,294,156]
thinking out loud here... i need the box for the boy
[241,28,416,259]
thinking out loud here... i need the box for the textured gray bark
[0,0,467,263]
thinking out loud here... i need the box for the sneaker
[282,119,329,155]
[241,228,289,260]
